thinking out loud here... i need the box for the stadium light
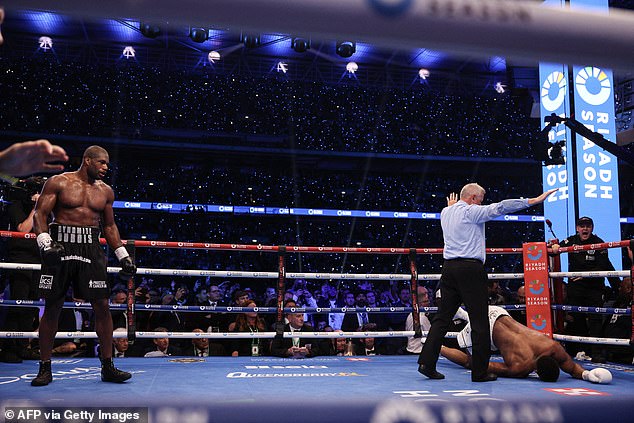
[241,33,261,48]
[189,27,208,43]
[140,22,161,38]
[291,37,310,53]
[336,41,356,58]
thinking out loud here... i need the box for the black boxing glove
[37,232,65,267]
[115,246,137,279]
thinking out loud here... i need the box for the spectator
[228,300,269,357]
[184,328,225,357]
[144,327,182,357]
[509,285,526,325]
[487,281,506,305]
[355,323,388,356]
[112,328,130,358]
[271,304,325,358]
[552,216,622,362]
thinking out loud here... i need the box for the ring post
[408,248,422,338]
[523,242,553,338]
[630,243,634,347]
[275,245,287,336]
[125,240,136,343]
[549,247,565,334]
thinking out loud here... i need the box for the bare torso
[493,316,558,376]
[49,172,112,227]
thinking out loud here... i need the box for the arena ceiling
[1,1,633,93]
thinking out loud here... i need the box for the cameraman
[0,177,44,363]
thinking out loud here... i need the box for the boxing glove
[37,232,65,267]
[582,368,612,384]
[115,246,137,279]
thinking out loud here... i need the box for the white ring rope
[0,330,457,340]
[1,330,629,346]
[552,334,631,347]
[4,263,628,280]
[549,271,630,279]
[0,262,524,281]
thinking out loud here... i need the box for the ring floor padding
[2,355,634,422]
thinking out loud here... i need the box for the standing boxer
[32,145,136,386]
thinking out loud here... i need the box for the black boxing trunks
[38,224,109,301]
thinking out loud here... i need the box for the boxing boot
[31,360,52,386]
[100,357,132,383]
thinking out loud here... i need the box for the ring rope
[0,230,524,254]
[0,330,629,346]
[1,299,630,315]
[0,330,457,340]
[549,271,629,279]
[0,262,523,281]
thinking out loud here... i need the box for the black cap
[576,216,594,226]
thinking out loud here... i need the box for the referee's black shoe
[418,364,445,379]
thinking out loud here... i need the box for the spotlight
[277,62,288,73]
[291,37,310,53]
[208,51,220,63]
[38,36,53,51]
[346,62,358,74]
[241,33,261,48]
[418,68,430,80]
[122,46,136,59]
[140,22,161,38]
[336,41,356,58]
[189,27,208,43]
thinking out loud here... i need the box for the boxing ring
[1,231,634,422]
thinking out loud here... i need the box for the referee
[417,183,557,382]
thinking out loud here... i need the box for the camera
[3,176,46,203]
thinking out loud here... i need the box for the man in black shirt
[0,177,44,363]
[552,216,621,362]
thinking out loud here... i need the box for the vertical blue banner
[539,0,575,249]
[540,61,574,245]
[571,0,621,270]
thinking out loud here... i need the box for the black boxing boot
[31,360,52,386]
[100,357,132,383]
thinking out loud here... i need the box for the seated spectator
[228,301,269,357]
[487,281,507,305]
[112,328,130,358]
[509,285,527,325]
[184,328,225,357]
[405,286,433,354]
[51,294,94,358]
[110,289,128,330]
[271,305,325,358]
[327,330,354,356]
[144,327,182,357]
[355,323,389,356]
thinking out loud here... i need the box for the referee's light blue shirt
[441,198,530,263]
